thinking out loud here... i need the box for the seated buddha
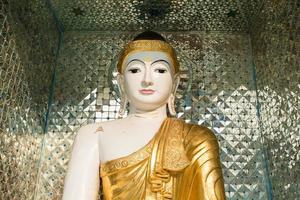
[62,31,225,200]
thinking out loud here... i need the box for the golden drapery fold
[99,117,225,200]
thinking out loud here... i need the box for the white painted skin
[62,51,180,200]
[121,51,175,111]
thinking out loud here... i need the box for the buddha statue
[62,31,225,200]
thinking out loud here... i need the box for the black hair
[133,30,166,42]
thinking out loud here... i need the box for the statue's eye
[128,68,140,73]
[155,69,167,73]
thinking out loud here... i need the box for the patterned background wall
[48,0,259,31]
[0,0,59,199]
[250,0,300,199]
[0,0,299,200]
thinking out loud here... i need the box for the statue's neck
[128,104,167,119]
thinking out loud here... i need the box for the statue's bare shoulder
[92,118,127,134]
[75,119,127,148]
[72,123,101,149]
[75,119,122,136]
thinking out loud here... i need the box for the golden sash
[100,117,225,200]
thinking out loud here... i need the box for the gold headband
[117,40,180,74]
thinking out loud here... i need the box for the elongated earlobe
[118,94,128,118]
[167,93,176,116]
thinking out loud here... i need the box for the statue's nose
[142,80,153,87]
[142,67,153,87]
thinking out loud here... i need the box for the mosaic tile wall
[0,0,59,199]
[49,0,259,32]
[251,0,300,199]
[1,0,299,199]
[35,31,269,200]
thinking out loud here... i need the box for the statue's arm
[62,124,100,200]
[184,125,226,200]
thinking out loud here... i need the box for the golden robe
[100,117,225,200]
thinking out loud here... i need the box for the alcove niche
[0,0,299,199]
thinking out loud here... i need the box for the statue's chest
[99,125,158,163]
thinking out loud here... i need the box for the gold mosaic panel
[8,0,60,109]
[49,0,260,31]
[0,0,59,199]
[251,0,300,199]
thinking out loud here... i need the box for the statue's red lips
[139,89,155,95]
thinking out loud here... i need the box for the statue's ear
[116,73,126,96]
[172,73,181,94]
[167,73,180,116]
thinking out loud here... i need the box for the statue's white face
[120,51,175,111]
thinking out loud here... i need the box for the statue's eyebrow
[126,59,145,67]
[151,59,170,67]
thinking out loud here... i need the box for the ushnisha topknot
[117,31,180,74]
